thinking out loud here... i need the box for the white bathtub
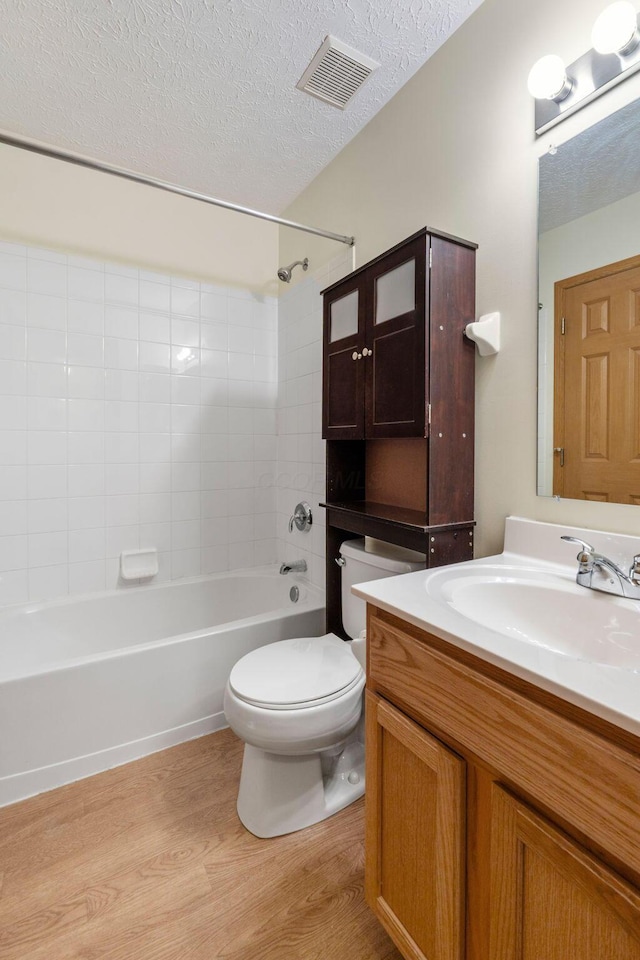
[0,570,325,807]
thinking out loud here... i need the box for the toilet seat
[228,633,362,711]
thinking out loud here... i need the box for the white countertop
[353,517,640,739]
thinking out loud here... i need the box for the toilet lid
[228,633,363,708]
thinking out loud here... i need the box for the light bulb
[591,1,639,54]
[527,55,572,101]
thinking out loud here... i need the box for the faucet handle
[561,535,595,554]
[560,535,595,569]
[288,501,313,533]
[630,554,640,584]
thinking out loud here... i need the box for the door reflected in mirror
[538,97,640,504]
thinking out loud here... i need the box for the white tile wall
[276,251,353,589]
[0,242,278,604]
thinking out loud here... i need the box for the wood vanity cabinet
[365,607,640,960]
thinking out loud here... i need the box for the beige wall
[280,0,640,557]
[0,144,279,294]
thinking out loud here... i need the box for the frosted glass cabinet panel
[330,290,359,342]
[375,259,415,325]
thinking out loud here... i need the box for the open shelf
[321,500,474,554]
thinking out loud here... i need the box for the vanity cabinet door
[489,784,640,960]
[365,691,466,960]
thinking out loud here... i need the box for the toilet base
[236,734,365,839]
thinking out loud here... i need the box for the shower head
[277,258,309,283]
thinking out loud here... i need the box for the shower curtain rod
[0,130,355,247]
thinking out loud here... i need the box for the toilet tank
[339,538,425,640]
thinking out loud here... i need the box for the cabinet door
[490,784,640,960]
[323,275,366,439]
[365,691,466,960]
[365,234,427,438]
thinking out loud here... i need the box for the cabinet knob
[352,351,362,360]
[362,347,371,357]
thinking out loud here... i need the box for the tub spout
[279,560,307,575]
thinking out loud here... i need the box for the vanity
[356,517,640,960]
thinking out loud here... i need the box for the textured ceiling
[0,0,484,214]
[539,97,640,233]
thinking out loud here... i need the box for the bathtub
[0,570,325,807]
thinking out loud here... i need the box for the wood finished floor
[0,729,402,960]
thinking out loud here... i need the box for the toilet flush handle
[335,556,346,567]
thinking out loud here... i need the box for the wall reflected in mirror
[537,97,640,504]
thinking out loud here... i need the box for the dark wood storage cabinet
[323,232,428,439]
[321,227,477,637]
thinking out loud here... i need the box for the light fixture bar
[0,129,356,247]
[534,16,640,135]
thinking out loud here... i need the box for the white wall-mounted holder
[120,548,159,581]
[464,311,501,356]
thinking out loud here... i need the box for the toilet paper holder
[464,311,501,356]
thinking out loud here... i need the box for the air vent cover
[297,35,380,110]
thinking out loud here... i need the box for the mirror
[537,97,640,504]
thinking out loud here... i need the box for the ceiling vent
[297,36,380,110]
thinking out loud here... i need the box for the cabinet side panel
[365,689,384,910]
[427,528,475,567]
[428,238,476,524]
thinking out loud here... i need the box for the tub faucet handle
[288,501,312,533]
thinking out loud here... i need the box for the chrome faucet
[561,536,640,599]
[279,559,308,575]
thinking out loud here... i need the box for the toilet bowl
[223,538,425,838]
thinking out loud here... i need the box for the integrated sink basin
[426,565,640,670]
[352,517,640,737]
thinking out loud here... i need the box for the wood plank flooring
[0,729,402,960]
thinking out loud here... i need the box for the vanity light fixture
[591,1,639,54]
[527,55,572,102]
[530,1,640,134]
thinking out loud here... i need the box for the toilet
[224,538,425,838]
